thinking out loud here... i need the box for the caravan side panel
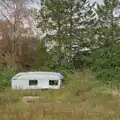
[38,79,49,89]
[12,80,29,89]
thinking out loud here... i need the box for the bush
[0,62,18,89]
[91,44,120,87]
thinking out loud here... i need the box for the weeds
[0,72,120,120]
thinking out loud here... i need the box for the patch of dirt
[22,96,40,104]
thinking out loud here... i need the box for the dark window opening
[29,80,38,86]
[62,79,64,85]
[49,80,58,86]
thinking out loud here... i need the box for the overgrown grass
[0,71,120,120]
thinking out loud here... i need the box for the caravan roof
[12,72,64,80]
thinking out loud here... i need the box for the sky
[28,0,41,9]
[30,0,104,9]
[90,0,103,4]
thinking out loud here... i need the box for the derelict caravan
[11,72,64,90]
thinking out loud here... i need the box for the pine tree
[37,0,95,68]
[94,0,120,47]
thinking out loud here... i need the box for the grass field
[0,72,120,120]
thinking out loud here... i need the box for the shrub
[91,44,120,88]
[0,62,18,89]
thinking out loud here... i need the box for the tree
[0,0,35,54]
[37,0,95,69]
[93,0,120,47]
[0,0,38,69]
[34,40,49,70]
[91,0,120,91]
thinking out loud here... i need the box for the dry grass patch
[0,72,120,120]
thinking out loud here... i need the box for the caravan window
[29,80,38,86]
[49,80,58,86]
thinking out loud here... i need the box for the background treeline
[0,0,120,88]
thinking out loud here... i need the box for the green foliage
[0,62,18,89]
[91,44,120,87]
[31,40,50,70]
[55,67,73,77]
[93,0,120,47]
[89,0,120,88]
[37,0,95,69]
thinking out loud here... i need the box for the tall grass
[0,71,120,120]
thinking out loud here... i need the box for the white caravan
[11,72,64,90]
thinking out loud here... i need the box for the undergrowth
[0,71,120,120]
